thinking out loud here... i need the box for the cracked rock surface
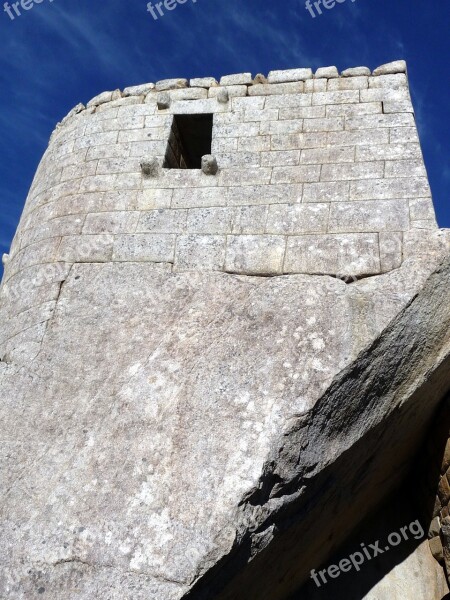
[0,245,449,599]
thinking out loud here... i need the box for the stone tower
[0,61,449,599]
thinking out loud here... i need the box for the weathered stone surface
[219,73,252,86]
[341,66,371,77]
[315,66,339,79]
[155,78,188,91]
[373,60,407,75]
[1,63,450,600]
[268,68,313,83]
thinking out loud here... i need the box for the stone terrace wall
[0,60,442,364]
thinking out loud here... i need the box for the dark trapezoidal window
[163,114,213,170]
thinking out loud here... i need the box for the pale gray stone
[174,234,226,270]
[113,233,176,262]
[266,203,328,234]
[208,85,247,99]
[217,88,230,104]
[155,78,188,91]
[123,83,155,97]
[2,253,9,266]
[157,92,171,110]
[186,207,233,234]
[329,200,410,233]
[248,82,305,96]
[87,90,121,108]
[220,73,253,86]
[315,66,339,79]
[267,68,313,83]
[225,234,285,275]
[190,77,218,88]
[341,66,371,77]
[373,60,407,75]
[284,233,380,276]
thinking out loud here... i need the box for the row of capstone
[59,61,407,128]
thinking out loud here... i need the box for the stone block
[279,106,326,119]
[346,113,415,129]
[383,100,414,113]
[303,181,350,203]
[218,167,272,187]
[190,77,218,88]
[271,165,321,184]
[315,66,339,79]
[350,177,431,201]
[360,88,411,103]
[87,90,121,108]
[260,120,303,135]
[232,205,268,234]
[303,117,344,132]
[284,233,380,276]
[186,207,233,234]
[226,184,302,206]
[373,60,407,75]
[170,98,227,115]
[220,73,253,86]
[327,76,368,91]
[329,200,409,233]
[267,68,313,83]
[213,123,260,138]
[209,85,248,99]
[174,234,226,271]
[328,129,390,147]
[58,234,114,263]
[169,88,208,101]
[123,83,155,97]
[155,78,188,91]
[113,233,176,262]
[341,66,371,77]
[265,94,312,109]
[312,90,360,105]
[261,150,300,167]
[300,146,355,164]
[321,161,384,181]
[356,143,421,162]
[137,209,187,233]
[248,82,305,96]
[136,188,173,210]
[369,74,408,90]
[225,235,285,275]
[83,211,140,235]
[237,136,271,152]
[389,127,419,144]
[217,152,260,168]
[266,203,328,234]
[172,187,226,209]
[385,159,427,178]
[326,102,382,117]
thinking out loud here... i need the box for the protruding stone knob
[217,88,229,104]
[140,158,160,178]
[201,155,218,176]
[2,253,9,266]
[157,92,171,110]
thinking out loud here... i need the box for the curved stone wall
[0,61,443,364]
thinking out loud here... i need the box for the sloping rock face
[1,63,450,599]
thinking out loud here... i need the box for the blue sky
[0,0,449,278]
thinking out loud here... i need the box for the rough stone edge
[52,61,408,135]
[182,254,450,600]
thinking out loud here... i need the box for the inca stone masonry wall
[0,61,443,365]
